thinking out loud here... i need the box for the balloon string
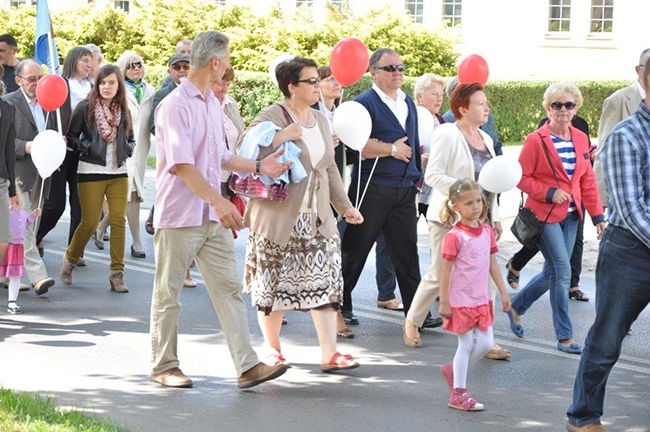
[356,157,378,209]
[340,87,344,103]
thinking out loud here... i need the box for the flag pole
[45,26,62,135]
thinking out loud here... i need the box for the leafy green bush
[229,74,630,143]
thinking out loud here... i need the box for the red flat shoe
[321,352,360,373]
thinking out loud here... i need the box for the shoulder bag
[510,133,560,246]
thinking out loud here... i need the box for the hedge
[162,69,627,144]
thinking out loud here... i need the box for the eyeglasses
[297,77,321,85]
[374,64,405,73]
[126,61,143,70]
[323,76,338,83]
[170,63,190,71]
[18,75,43,83]
[550,101,576,110]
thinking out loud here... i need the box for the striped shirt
[601,102,650,249]
[551,135,577,212]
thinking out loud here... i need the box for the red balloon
[36,74,68,112]
[458,54,490,86]
[329,37,369,87]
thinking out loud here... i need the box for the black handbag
[510,134,559,246]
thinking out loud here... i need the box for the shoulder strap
[277,104,293,125]
[538,132,560,187]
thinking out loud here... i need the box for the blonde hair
[12,183,24,209]
[413,73,445,105]
[439,178,488,227]
[542,81,583,110]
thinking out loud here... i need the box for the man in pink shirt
[150,30,292,389]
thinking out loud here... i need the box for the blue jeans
[376,232,397,302]
[567,225,650,427]
[511,212,579,340]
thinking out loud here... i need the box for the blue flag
[34,0,60,74]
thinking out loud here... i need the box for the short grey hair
[542,81,583,109]
[15,58,39,77]
[190,31,229,70]
[369,48,399,70]
[445,76,459,99]
[414,73,445,103]
[176,39,192,52]
[84,43,103,61]
[115,51,147,80]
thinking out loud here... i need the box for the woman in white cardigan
[403,83,507,360]
[115,51,155,258]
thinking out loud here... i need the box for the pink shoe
[440,362,453,390]
[448,388,485,411]
[262,348,291,367]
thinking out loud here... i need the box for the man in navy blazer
[341,48,438,329]
[2,59,60,296]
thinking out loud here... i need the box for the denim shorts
[0,178,11,243]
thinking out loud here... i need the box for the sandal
[505,259,519,290]
[262,348,291,367]
[321,352,359,372]
[403,320,421,348]
[337,327,355,339]
[569,287,590,302]
[483,347,511,361]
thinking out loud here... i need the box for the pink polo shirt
[153,78,232,229]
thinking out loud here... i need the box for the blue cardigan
[352,88,422,187]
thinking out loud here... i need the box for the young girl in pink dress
[438,178,511,411]
[1,189,41,314]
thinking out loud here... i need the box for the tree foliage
[0,0,458,77]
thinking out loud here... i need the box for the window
[114,0,130,12]
[442,0,462,27]
[590,0,613,32]
[405,0,424,23]
[331,0,343,10]
[10,0,27,7]
[548,0,571,32]
[215,0,226,5]
[296,0,313,7]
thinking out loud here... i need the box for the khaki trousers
[21,177,48,284]
[150,222,259,376]
[66,177,128,271]
[407,220,448,327]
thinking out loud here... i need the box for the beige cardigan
[240,104,353,246]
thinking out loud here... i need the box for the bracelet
[255,159,261,175]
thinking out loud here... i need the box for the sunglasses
[374,64,405,73]
[297,77,321,85]
[170,63,190,71]
[18,75,43,83]
[550,101,576,110]
[126,61,143,70]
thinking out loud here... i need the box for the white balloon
[478,155,523,193]
[333,101,371,152]
[416,106,434,147]
[31,130,66,179]
[268,54,293,86]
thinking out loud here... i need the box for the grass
[146,155,156,168]
[0,388,129,432]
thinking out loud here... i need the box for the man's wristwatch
[390,144,397,158]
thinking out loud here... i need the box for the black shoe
[37,242,44,257]
[421,316,443,329]
[341,310,359,325]
[131,245,146,259]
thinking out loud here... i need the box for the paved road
[1,151,648,432]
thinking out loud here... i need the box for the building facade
[2,0,645,81]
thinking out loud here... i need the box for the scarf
[94,101,121,143]
[126,78,144,103]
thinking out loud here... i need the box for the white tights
[453,326,494,389]
[7,276,20,302]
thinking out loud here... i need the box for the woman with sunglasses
[240,57,363,372]
[115,51,155,259]
[507,82,605,354]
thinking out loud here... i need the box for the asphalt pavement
[0,146,648,432]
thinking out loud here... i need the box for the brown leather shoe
[150,367,193,388]
[377,298,404,311]
[237,362,289,389]
[566,421,608,432]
